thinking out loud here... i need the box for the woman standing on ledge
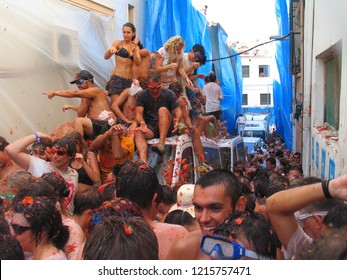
[104,22,141,111]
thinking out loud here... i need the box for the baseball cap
[169,184,195,217]
[70,70,94,84]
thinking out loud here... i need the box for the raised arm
[5,132,52,170]
[266,175,347,249]
[43,87,98,100]
[104,41,119,60]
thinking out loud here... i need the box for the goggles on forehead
[200,234,270,260]
[297,211,328,221]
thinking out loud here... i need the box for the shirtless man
[115,160,188,260]
[42,70,112,140]
[166,169,246,259]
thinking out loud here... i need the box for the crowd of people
[1,22,347,260]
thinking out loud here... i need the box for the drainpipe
[302,0,314,176]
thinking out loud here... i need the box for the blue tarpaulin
[274,0,292,149]
[145,0,242,134]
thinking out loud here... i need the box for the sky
[191,0,278,44]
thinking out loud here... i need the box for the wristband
[34,132,40,143]
[322,180,332,198]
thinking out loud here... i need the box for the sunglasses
[194,53,202,60]
[200,234,270,260]
[33,148,46,156]
[148,85,162,90]
[76,79,86,86]
[51,147,68,156]
[11,224,31,235]
[293,156,300,159]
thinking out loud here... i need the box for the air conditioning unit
[52,26,79,66]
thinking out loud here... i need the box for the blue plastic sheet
[274,0,292,149]
[145,0,243,134]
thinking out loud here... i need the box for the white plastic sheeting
[0,0,115,141]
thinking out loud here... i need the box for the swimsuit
[115,47,134,61]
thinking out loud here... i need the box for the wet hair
[41,171,70,198]
[52,136,76,159]
[192,44,206,64]
[323,203,347,230]
[73,189,103,216]
[89,197,143,233]
[164,36,185,56]
[0,136,9,152]
[5,170,36,193]
[115,160,160,209]
[209,73,217,82]
[83,216,159,260]
[65,131,88,159]
[12,179,56,206]
[164,210,195,227]
[0,234,25,260]
[192,44,205,55]
[123,22,136,32]
[214,211,277,259]
[147,71,161,83]
[101,183,117,201]
[196,169,242,211]
[13,196,69,249]
[160,185,177,206]
[168,82,183,98]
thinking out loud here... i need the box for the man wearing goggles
[5,132,78,217]
[167,170,246,259]
[267,175,347,259]
[200,235,270,260]
[42,70,112,140]
[135,71,182,162]
[200,211,276,260]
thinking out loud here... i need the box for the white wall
[0,0,146,142]
[242,55,274,108]
[304,0,347,177]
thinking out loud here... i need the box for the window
[242,94,248,105]
[324,51,341,130]
[62,0,113,16]
[128,4,135,23]
[259,65,270,77]
[242,65,250,78]
[260,93,271,105]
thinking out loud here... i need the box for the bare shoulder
[165,230,202,260]
[154,222,188,237]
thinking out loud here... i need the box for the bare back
[166,229,211,260]
[149,220,189,260]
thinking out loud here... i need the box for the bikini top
[115,46,134,61]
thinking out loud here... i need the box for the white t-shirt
[202,82,223,113]
[286,225,313,259]
[157,47,183,88]
[28,156,78,218]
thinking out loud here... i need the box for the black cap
[70,70,94,84]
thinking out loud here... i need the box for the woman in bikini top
[115,46,134,61]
